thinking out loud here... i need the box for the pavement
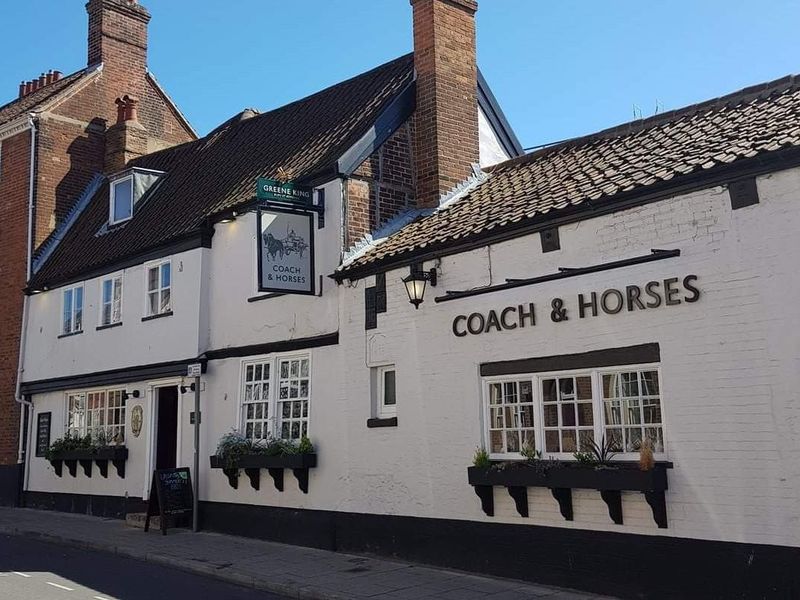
[0,507,616,600]
[0,534,285,599]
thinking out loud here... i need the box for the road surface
[0,534,288,600]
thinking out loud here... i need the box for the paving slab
[0,507,618,600]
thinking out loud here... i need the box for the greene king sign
[257,178,313,205]
[257,208,315,295]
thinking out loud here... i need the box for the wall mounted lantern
[403,265,437,309]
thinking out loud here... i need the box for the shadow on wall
[52,117,107,231]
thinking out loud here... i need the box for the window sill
[96,322,123,332]
[247,293,285,303]
[57,330,83,339]
[141,311,173,322]
[367,417,398,428]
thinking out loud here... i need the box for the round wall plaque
[131,405,144,438]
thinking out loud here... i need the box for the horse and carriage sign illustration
[257,207,315,295]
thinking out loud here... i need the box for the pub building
[13,0,800,598]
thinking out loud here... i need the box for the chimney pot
[53,70,62,81]
[19,82,26,98]
[38,74,46,87]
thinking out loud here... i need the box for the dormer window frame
[109,173,135,226]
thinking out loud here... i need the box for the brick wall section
[411,0,480,208]
[0,131,31,464]
[0,0,196,462]
[346,122,416,248]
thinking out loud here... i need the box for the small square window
[374,365,397,419]
[110,176,134,225]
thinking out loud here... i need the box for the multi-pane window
[486,380,536,454]
[146,261,171,316]
[62,285,84,334]
[603,370,663,453]
[65,389,126,444]
[542,375,594,454]
[66,393,86,437]
[240,355,311,442]
[110,176,134,224]
[100,275,123,326]
[482,365,664,458]
[242,361,271,441]
[278,357,310,440]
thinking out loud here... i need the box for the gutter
[15,114,37,464]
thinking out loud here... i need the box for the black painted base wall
[0,464,22,507]
[201,501,800,600]
[23,491,146,520]
[17,492,800,599]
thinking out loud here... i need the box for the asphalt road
[0,534,288,600]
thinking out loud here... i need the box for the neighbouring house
[14,0,800,598]
[0,0,196,504]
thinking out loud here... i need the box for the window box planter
[467,461,672,528]
[209,453,317,494]
[49,447,128,479]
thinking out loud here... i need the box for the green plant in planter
[215,430,259,469]
[573,435,619,469]
[472,446,491,468]
[520,444,542,462]
[298,435,314,455]
[45,432,93,461]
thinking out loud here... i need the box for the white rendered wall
[335,166,800,548]
[479,108,511,168]
[22,247,206,383]
[207,179,342,351]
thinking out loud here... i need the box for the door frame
[142,378,184,500]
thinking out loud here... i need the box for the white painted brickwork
[336,167,800,547]
[23,167,800,551]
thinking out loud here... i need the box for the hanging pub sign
[257,207,315,295]
[257,177,313,206]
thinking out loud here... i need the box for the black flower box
[467,461,672,528]
[49,447,129,479]
[209,453,317,493]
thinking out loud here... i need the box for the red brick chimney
[411,0,480,208]
[105,95,148,173]
[87,0,150,73]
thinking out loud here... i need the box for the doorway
[155,386,179,470]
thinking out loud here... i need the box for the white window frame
[99,273,124,327]
[376,365,397,418]
[109,175,134,225]
[481,363,665,461]
[144,260,171,317]
[238,353,311,442]
[64,387,127,444]
[61,284,84,335]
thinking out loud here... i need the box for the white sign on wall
[257,208,315,295]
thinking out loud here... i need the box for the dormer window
[107,168,165,227]
[110,176,134,224]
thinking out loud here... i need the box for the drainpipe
[15,114,37,465]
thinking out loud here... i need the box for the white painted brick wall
[335,167,800,547]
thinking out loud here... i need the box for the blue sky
[1,1,798,147]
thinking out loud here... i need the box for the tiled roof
[0,71,88,127]
[339,74,800,276]
[31,54,415,288]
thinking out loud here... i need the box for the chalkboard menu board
[35,412,51,458]
[144,468,193,535]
